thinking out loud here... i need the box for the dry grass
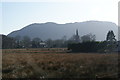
[2,48,119,78]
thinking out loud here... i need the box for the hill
[7,21,118,41]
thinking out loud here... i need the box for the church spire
[75,29,80,43]
[76,29,78,36]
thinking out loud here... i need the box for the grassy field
[2,48,119,78]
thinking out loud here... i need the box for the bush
[68,41,107,53]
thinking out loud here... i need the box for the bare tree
[22,36,31,48]
[81,33,96,42]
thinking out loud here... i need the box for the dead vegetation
[2,48,119,78]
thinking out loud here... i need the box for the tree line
[1,33,95,49]
[68,30,118,53]
[1,30,118,53]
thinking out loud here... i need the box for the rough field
[2,48,119,78]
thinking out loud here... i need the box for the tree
[81,33,96,42]
[32,37,41,48]
[22,36,31,48]
[106,30,116,42]
[2,35,16,49]
[46,39,53,48]
[106,30,117,52]
[68,34,81,43]
[14,35,22,48]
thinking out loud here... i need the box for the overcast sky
[1,0,119,35]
